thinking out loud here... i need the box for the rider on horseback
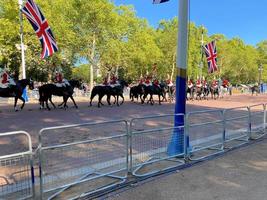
[187,78,194,89]
[110,75,119,85]
[153,79,160,87]
[54,68,70,87]
[0,68,16,89]
[202,76,207,88]
[222,78,229,88]
[144,76,152,86]
[212,78,218,88]
[196,77,202,88]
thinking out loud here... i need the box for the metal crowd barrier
[129,114,185,177]
[223,106,250,148]
[186,109,224,161]
[249,104,266,139]
[38,120,128,200]
[0,131,35,200]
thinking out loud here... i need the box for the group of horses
[186,83,230,100]
[0,78,176,111]
[0,78,262,111]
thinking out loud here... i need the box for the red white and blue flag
[203,40,218,73]
[153,0,169,4]
[22,0,58,59]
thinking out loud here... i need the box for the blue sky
[114,0,267,46]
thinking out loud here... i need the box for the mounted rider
[144,76,152,86]
[0,68,16,89]
[202,76,208,88]
[196,76,202,88]
[212,78,218,88]
[110,75,119,85]
[166,74,173,87]
[222,78,229,88]
[187,78,194,89]
[102,77,109,86]
[53,68,70,87]
[153,79,160,88]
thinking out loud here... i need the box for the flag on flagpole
[203,40,218,73]
[153,0,170,4]
[22,0,58,59]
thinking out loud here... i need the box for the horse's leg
[49,97,56,109]
[119,94,124,105]
[158,94,161,105]
[18,96,25,110]
[45,99,51,111]
[14,97,19,111]
[70,95,78,109]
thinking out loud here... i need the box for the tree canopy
[0,0,266,85]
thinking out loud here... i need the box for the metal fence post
[264,104,266,130]
[222,109,226,149]
[247,106,252,140]
[184,113,191,162]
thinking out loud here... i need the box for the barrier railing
[223,106,250,148]
[129,114,185,177]
[186,109,224,161]
[249,104,266,139]
[1,103,267,199]
[38,120,128,200]
[0,131,35,200]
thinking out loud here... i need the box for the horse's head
[118,80,129,88]
[69,79,82,89]
[28,78,34,90]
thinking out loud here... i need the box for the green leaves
[0,0,266,84]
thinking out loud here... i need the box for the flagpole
[167,0,189,155]
[19,0,29,103]
[200,25,204,79]
[19,0,26,79]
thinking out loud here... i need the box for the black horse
[39,80,81,110]
[202,85,210,100]
[109,80,128,106]
[251,85,260,96]
[195,86,203,100]
[129,84,145,103]
[0,79,34,111]
[143,84,165,105]
[186,85,194,100]
[167,85,175,103]
[90,80,128,107]
[210,85,219,99]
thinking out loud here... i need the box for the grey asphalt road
[106,136,267,200]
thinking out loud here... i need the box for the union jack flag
[22,0,58,59]
[153,0,169,4]
[203,40,218,73]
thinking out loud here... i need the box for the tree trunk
[171,53,176,82]
[89,33,96,92]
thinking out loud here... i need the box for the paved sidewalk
[106,137,267,200]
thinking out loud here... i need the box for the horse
[143,84,165,105]
[0,79,34,111]
[89,80,128,107]
[39,80,81,110]
[210,85,219,99]
[186,85,194,101]
[167,85,175,103]
[195,86,203,100]
[250,85,260,96]
[220,85,228,98]
[109,80,128,106]
[202,84,210,100]
[129,84,145,103]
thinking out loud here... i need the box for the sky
[114,0,267,46]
